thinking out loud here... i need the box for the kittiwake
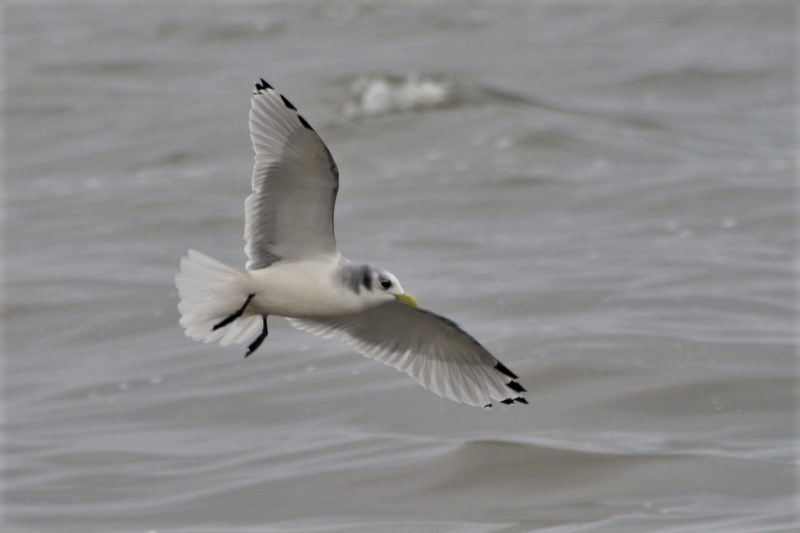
[175,78,527,408]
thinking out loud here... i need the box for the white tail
[175,250,262,346]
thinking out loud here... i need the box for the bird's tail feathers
[175,250,262,346]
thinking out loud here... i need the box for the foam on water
[343,74,456,118]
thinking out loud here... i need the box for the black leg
[245,315,269,358]
[212,293,255,331]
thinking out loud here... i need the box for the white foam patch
[343,74,455,118]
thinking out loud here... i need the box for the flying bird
[175,78,527,408]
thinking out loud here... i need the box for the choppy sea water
[4,1,796,531]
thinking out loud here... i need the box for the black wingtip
[487,395,528,408]
[495,361,519,380]
[297,114,314,131]
[496,396,528,406]
[280,93,297,111]
[506,381,526,394]
[255,78,273,92]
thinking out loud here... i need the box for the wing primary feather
[506,380,526,394]
[280,93,298,111]
[494,361,519,380]
[255,78,273,92]
[297,114,315,131]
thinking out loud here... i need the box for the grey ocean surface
[4,2,796,532]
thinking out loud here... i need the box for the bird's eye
[380,278,392,290]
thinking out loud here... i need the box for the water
[4,1,796,531]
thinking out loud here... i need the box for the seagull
[175,78,527,408]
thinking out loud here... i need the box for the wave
[343,74,458,118]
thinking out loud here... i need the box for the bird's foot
[212,294,255,331]
[245,315,269,358]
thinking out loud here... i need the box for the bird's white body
[248,257,367,318]
[175,78,528,408]
[177,251,369,338]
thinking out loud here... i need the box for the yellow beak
[395,293,418,308]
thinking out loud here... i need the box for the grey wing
[245,79,339,270]
[289,302,527,408]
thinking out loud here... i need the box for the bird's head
[354,265,418,307]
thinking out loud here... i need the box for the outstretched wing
[245,79,339,270]
[289,302,527,408]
